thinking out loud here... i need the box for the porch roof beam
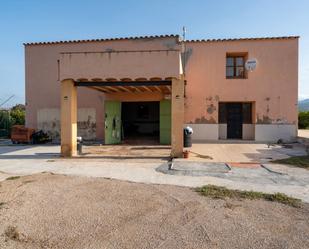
[74,80,172,87]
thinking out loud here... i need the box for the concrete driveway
[187,141,307,162]
[0,143,308,202]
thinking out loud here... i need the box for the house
[24,34,299,157]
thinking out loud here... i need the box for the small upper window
[226,55,246,79]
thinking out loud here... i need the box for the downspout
[181,26,187,98]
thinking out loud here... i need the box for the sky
[0,0,309,107]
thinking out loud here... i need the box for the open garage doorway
[104,100,171,146]
[86,99,171,160]
[122,102,160,145]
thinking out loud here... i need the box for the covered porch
[59,49,185,158]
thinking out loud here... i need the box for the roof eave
[23,34,180,46]
[185,36,300,43]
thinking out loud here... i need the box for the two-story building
[24,34,298,157]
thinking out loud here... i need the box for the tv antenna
[182,26,186,42]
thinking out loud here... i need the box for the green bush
[0,104,25,138]
[0,110,12,137]
[299,111,309,129]
[10,108,25,125]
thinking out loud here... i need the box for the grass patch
[272,156,309,169]
[195,185,301,208]
[6,176,20,181]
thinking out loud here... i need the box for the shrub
[0,110,12,137]
[0,104,25,138]
[10,104,25,125]
[298,111,309,129]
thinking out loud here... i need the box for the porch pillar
[60,79,77,157]
[171,76,185,158]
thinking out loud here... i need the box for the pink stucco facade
[25,35,298,142]
[184,39,298,124]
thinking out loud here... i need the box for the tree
[0,104,25,138]
[11,104,25,112]
[10,104,25,125]
[0,110,12,137]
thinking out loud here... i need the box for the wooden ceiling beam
[129,86,142,92]
[117,86,132,92]
[105,86,121,92]
[88,86,108,93]
[141,86,153,92]
[154,86,162,92]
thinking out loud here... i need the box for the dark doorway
[121,102,159,144]
[226,103,243,139]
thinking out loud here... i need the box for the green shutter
[104,101,122,144]
[160,100,171,144]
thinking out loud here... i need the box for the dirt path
[0,173,308,249]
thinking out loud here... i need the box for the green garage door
[105,101,122,144]
[160,100,171,144]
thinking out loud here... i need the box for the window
[226,55,246,79]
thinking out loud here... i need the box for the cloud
[299,94,309,100]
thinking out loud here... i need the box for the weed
[196,185,301,208]
[6,176,20,181]
[272,156,309,169]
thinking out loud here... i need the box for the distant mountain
[299,99,309,111]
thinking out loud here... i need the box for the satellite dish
[245,58,257,71]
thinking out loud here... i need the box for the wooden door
[104,101,122,144]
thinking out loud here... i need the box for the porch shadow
[0,152,60,159]
[0,145,35,155]
[243,146,307,162]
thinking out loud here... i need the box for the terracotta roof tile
[186,36,299,43]
[23,34,179,46]
[24,35,299,46]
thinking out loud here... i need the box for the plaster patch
[194,116,216,124]
[37,108,97,141]
[207,104,216,114]
[257,114,272,124]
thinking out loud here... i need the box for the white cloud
[299,94,309,100]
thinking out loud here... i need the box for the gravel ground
[0,173,308,249]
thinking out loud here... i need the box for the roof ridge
[24,34,180,46]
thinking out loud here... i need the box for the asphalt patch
[156,161,230,177]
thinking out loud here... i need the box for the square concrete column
[171,76,185,158]
[61,79,77,157]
